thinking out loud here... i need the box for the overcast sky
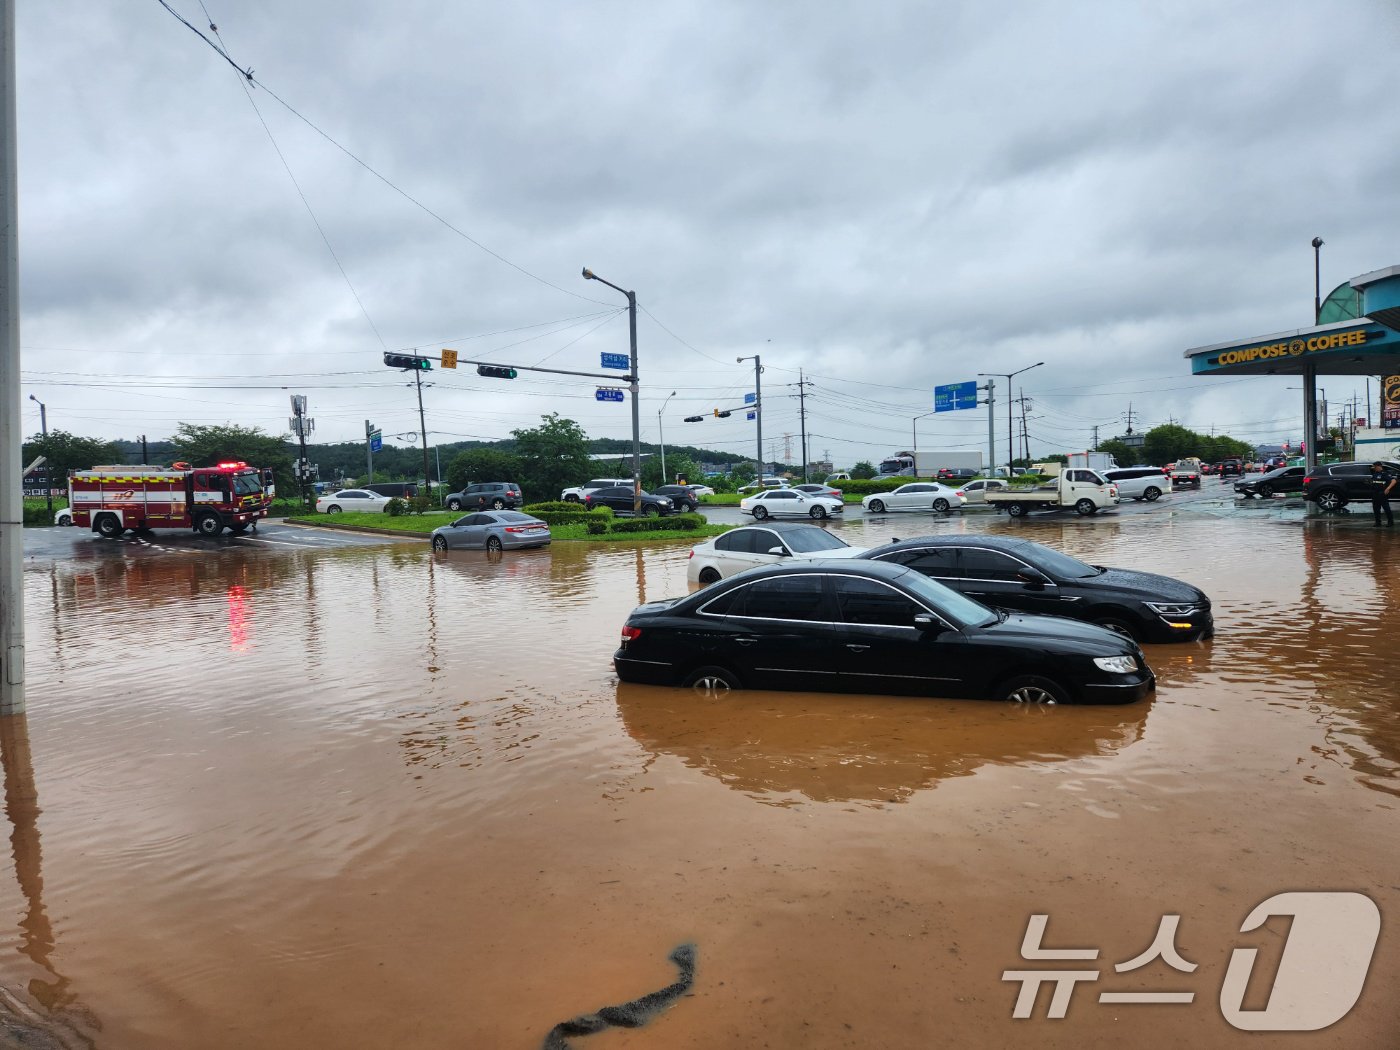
[16,0,1400,470]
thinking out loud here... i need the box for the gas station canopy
[1184,265,1400,377]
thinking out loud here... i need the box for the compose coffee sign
[1385,375,1400,430]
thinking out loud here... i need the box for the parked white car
[54,507,73,526]
[861,482,967,514]
[1102,467,1171,502]
[740,488,843,520]
[958,478,1009,504]
[686,523,866,584]
[316,489,393,514]
[684,484,716,496]
[560,477,632,502]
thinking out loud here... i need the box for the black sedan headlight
[1145,601,1202,617]
[1093,655,1138,674]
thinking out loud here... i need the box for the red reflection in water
[227,585,249,652]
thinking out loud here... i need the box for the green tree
[1141,424,1199,466]
[851,460,877,479]
[643,454,699,490]
[509,413,593,502]
[22,429,121,486]
[1097,439,1138,466]
[446,448,523,493]
[172,423,295,496]
[729,462,756,484]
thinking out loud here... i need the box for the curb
[283,518,429,539]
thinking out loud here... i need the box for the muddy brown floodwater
[6,512,1400,1048]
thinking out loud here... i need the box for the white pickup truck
[561,477,632,502]
[986,467,1120,517]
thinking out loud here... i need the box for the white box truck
[878,450,984,477]
[1065,451,1119,472]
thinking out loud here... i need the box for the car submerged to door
[686,522,866,584]
[614,561,1155,704]
[855,535,1211,643]
[430,510,551,552]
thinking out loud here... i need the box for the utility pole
[0,0,25,714]
[794,369,813,482]
[1018,389,1031,465]
[1092,425,1100,451]
[413,369,431,499]
[290,395,313,509]
[140,434,148,465]
[365,419,374,484]
[1125,403,1135,436]
[983,378,996,476]
[582,268,642,514]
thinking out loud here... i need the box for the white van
[1102,466,1171,502]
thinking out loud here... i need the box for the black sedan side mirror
[912,613,945,633]
[1016,567,1050,589]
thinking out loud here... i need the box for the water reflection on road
[3,516,1398,1048]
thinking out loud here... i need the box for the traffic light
[383,352,432,370]
[477,365,518,379]
[683,415,704,423]
[714,409,732,418]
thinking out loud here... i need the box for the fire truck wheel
[195,513,224,537]
[95,515,123,538]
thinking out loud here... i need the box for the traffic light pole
[0,0,23,714]
[365,419,374,484]
[414,369,431,499]
[983,379,995,477]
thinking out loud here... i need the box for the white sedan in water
[861,482,967,514]
[687,522,866,583]
[315,489,393,514]
[739,488,844,520]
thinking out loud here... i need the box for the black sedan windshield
[784,530,850,554]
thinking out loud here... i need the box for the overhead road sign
[744,393,757,405]
[440,349,458,369]
[934,381,979,412]
[596,388,625,402]
[601,352,629,370]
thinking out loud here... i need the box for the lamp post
[27,395,48,515]
[658,391,676,484]
[1306,237,1324,471]
[912,411,935,463]
[978,362,1043,474]
[737,355,763,478]
[582,267,641,514]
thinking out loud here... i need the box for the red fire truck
[69,462,273,537]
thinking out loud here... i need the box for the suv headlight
[1146,602,1200,616]
[1093,655,1138,674]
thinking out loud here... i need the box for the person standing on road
[1369,462,1396,527]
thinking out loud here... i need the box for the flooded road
[7,511,1399,1048]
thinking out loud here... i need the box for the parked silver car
[431,510,551,552]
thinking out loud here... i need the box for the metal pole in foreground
[414,369,431,499]
[365,419,373,484]
[658,391,675,484]
[983,379,995,477]
[1312,236,1324,323]
[738,355,763,477]
[0,0,24,714]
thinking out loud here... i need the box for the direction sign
[934,380,979,413]
[746,411,756,421]
[744,393,757,405]
[601,352,629,370]
[440,349,458,369]
[596,387,625,402]
[370,430,383,453]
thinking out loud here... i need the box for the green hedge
[522,503,614,527]
[606,513,705,534]
[828,477,912,495]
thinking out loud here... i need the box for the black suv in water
[654,484,706,512]
[584,485,674,516]
[856,535,1212,643]
[1302,460,1400,512]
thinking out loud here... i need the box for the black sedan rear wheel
[1001,675,1070,705]
[682,665,741,695]
[644,504,660,517]
[1257,483,1274,498]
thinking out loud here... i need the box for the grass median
[287,511,732,543]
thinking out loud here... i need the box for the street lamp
[658,391,676,484]
[582,267,641,514]
[978,362,1043,474]
[28,395,49,514]
[912,411,935,461]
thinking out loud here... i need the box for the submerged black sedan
[856,536,1211,643]
[614,562,1154,704]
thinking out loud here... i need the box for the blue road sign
[369,431,383,453]
[934,380,978,412]
[601,352,629,370]
[744,392,757,404]
[595,387,625,402]
[746,411,756,421]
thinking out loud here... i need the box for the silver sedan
[431,510,551,552]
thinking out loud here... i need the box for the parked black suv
[654,484,705,512]
[584,485,674,516]
[1302,460,1400,512]
[857,535,1212,643]
[444,482,523,511]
